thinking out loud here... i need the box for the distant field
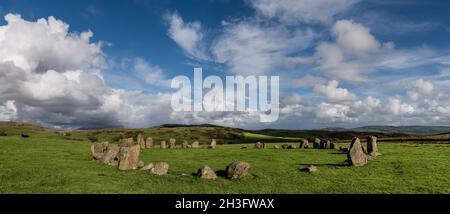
[243,132,301,141]
[1,131,450,193]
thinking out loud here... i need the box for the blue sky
[0,0,449,129]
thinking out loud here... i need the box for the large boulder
[145,137,154,148]
[160,141,167,149]
[137,133,145,149]
[367,136,379,157]
[118,145,141,170]
[91,141,109,160]
[191,141,200,148]
[300,139,309,149]
[118,138,134,147]
[313,138,320,149]
[347,138,368,167]
[198,165,217,180]
[226,161,251,180]
[101,146,120,166]
[149,162,169,175]
[255,142,264,149]
[169,138,176,148]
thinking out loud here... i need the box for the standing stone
[118,138,134,147]
[169,138,176,148]
[208,139,217,149]
[91,142,108,160]
[313,138,321,149]
[150,162,169,175]
[137,133,145,149]
[198,165,217,180]
[145,137,154,148]
[160,141,167,149]
[330,142,337,150]
[367,136,379,157]
[300,139,309,149]
[320,139,329,149]
[118,145,141,170]
[191,141,200,148]
[347,138,368,167]
[101,146,120,166]
[182,140,189,148]
[226,161,251,180]
[255,142,264,149]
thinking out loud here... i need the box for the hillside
[249,129,412,141]
[352,126,450,135]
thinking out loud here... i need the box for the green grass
[1,133,450,193]
[243,132,301,141]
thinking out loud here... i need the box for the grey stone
[137,133,145,149]
[150,162,169,175]
[226,161,251,180]
[100,146,120,166]
[347,138,368,167]
[145,137,154,148]
[169,138,176,148]
[118,145,141,170]
[198,165,217,180]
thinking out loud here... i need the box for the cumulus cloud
[386,97,415,115]
[132,58,171,87]
[212,20,315,75]
[0,14,172,129]
[412,78,434,95]
[0,100,17,121]
[315,102,357,122]
[313,80,358,104]
[164,12,208,60]
[249,0,359,24]
[315,20,393,82]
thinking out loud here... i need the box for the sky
[0,0,449,130]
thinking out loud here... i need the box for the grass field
[1,130,450,194]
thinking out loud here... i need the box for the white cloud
[332,20,384,56]
[313,80,358,103]
[165,12,208,60]
[315,102,357,122]
[212,20,315,75]
[412,78,434,95]
[315,20,393,82]
[0,100,17,121]
[386,97,415,115]
[249,0,359,24]
[133,58,170,87]
[0,14,173,129]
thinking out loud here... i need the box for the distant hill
[352,126,450,135]
[0,121,47,131]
